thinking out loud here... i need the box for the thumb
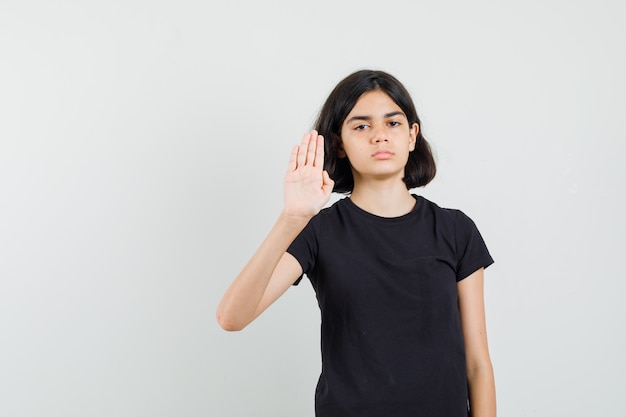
[322,170,334,194]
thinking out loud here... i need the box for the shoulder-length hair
[314,69,436,193]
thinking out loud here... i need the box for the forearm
[218,131,332,331]
[467,363,496,417]
[216,212,310,331]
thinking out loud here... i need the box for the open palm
[283,130,334,218]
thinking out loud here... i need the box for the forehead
[346,90,403,117]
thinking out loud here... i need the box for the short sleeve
[286,214,320,285]
[454,210,494,281]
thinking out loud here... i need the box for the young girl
[217,70,496,417]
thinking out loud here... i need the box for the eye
[388,120,401,127]
[354,124,369,131]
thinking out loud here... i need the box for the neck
[349,179,416,218]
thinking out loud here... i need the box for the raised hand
[283,130,334,219]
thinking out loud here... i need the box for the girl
[217,70,496,417]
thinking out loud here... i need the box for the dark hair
[314,70,436,193]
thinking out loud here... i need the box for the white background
[1,0,625,416]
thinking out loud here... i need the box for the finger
[297,132,310,169]
[322,170,334,195]
[313,134,324,168]
[288,145,299,172]
[306,130,317,165]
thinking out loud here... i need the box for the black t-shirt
[287,195,494,417]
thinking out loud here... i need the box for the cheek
[345,143,365,158]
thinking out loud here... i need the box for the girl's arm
[216,131,333,331]
[458,268,497,417]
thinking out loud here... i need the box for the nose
[371,123,388,143]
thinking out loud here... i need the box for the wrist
[278,210,314,226]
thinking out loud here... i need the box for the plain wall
[1,0,625,416]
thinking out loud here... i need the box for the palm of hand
[283,131,334,218]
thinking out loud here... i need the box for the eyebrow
[345,111,406,124]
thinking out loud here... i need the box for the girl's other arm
[458,268,497,417]
[216,131,333,331]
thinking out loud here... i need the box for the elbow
[216,310,248,332]
[218,319,245,332]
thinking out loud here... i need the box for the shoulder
[297,196,349,236]
[315,196,351,220]
[415,196,484,244]
[416,196,493,277]
[416,195,469,224]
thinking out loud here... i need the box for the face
[339,89,418,185]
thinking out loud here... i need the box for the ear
[408,123,419,151]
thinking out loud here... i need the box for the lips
[372,150,394,159]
